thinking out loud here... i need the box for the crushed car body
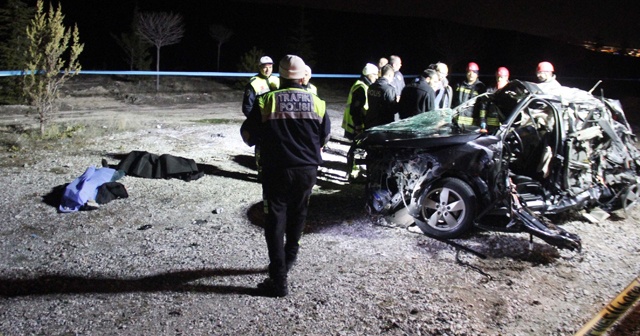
[347,80,640,251]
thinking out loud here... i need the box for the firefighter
[536,61,561,91]
[488,66,510,93]
[452,62,487,107]
[342,63,378,140]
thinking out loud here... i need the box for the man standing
[398,69,437,119]
[452,62,486,107]
[241,55,331,297]
[431,62,452,109]
[242,56,280,180]
[242,56,280,117]
[378,57,388,77]
[365,64,398,129]
[389,55,405,100]
[342,63,378,140]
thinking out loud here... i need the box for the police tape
[0,70,360,79]
[574,275,640,336]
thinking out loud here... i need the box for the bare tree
[136,11,184,91]
[112,7,152,71]
[209,24,233,71]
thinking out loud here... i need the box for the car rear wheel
[415,177,476,239]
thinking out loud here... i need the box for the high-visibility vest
[342,80,369,133]
[305,83,318,95]
[250,75,280,95]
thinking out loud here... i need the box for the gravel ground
[0,77,639,335]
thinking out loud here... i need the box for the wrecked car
[347,80,640,251]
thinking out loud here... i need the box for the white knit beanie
[362,63,378,75]
[279,55,306,79]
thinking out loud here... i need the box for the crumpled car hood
[355,109,484,148]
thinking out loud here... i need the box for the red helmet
[467,62,479,71]
[497,67,509,77]
[537,61,554,72]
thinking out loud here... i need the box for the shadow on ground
[0,268,267,298]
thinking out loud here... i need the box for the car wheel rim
[420,187,466,231]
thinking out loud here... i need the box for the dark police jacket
[365,77,398,129]
[241,83,331,169]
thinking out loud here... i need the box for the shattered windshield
[365,109,458,137]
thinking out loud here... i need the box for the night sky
[18,0,640,94]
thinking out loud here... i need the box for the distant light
[578,41,640,58]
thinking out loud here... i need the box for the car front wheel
[415,177,476,239]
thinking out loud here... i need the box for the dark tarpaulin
[116,150,204,181]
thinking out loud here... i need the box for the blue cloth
[59,166,116,213]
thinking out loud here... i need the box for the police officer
[389,55,405,100]
[242,56,280,180]
[241,56,280,117]
[365,64,398,129]
[342,63,378,140]
[241,55,331,297]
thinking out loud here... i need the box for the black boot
[257,277,288,297]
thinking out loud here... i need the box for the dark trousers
[262,166,317,281]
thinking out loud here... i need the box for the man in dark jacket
[364,64,398,129]
[241,55,331,297]
[398,69,437,119]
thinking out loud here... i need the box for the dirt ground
[0,76,639,335]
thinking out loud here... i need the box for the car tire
[415,177,476,239]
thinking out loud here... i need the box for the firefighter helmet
[537,61,554,72]
[497,67,510,77]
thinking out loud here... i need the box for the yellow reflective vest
[250,75,280,96]
[342,79,369,134]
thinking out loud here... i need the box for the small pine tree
[23,0,84,135]
[235,46,266,89]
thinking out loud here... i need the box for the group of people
[341,57,560,138]
[238,54,560,297]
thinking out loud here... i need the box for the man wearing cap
[342,63,378,140]
[241,56,280,117]
[241,55,331,297]
[452,62,486,108]
[398,69,437,119]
